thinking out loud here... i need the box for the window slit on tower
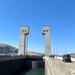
[22,30,24,32]
[43,30,45,32]
[46,30,48,32]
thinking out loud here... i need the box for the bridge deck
[45,56,75,75]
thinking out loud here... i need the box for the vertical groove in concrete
[42,25,51,56]
[18,26,29,55]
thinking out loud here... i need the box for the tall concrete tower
[42,26,51,56]
[18,26,29,55]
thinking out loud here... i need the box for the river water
[19,68,44,75]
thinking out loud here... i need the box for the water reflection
[19,68,44,75]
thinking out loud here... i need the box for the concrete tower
[42,26,51,56]
[18,26,29,55]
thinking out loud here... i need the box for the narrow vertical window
[46,30,48,32]
[22,30,24,32]
[43,30,45,32]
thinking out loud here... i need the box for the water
[19,68,44,75]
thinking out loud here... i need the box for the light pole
[55,42,57,57]
[64,35,66,54]
[53,49,55,55]
[61,34,66,54]
[4,45,5,55]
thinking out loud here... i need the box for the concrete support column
[42,25,51,56]
[18,26,29,55]
[45,33,50,55]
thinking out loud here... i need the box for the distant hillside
[70,53,75,58]
[26,51,44,56]
[0,43,18,54]
[0,43,44,56]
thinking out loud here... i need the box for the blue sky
[0,0,75,55]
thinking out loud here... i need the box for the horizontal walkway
[45,56,75,75]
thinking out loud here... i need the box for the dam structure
[18,26,29,55]
[0,25,75,75]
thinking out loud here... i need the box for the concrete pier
[42,26,51,56]
[18,26,29,55]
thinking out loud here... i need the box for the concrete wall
[0,58,25,75]
[25,56,44,68]
[25,61,44,68]
[45,58,55,75]
[0,56,44,75]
